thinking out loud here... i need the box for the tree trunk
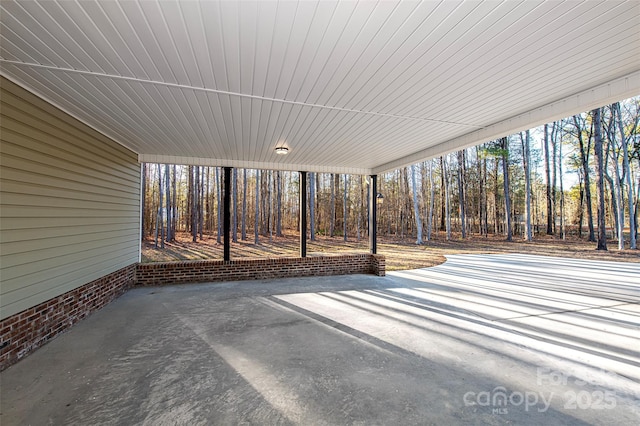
[611,151,624,249]
[172,165,177,239]
[165,164,172,242]
[521,131,533,241]
[215,168,221,243]
[427,160,435,241]
[480,151,488,237]
[193,166,199,242]
[551,122,558,234]
[457,150,466,238]
[343,174,348,242]
[501,137,513,241]
[442,156,452,240]
[604,113,623,247]
[614,102,637,249]
[573,114,596,241]
[578,172,584,239]
[205,167,211,232]
[330,174,336,237]
[261,171,268,236]
[557,127,565,240]
[187,166,192,234]
[276,171,282,237]
[232,168,238,242]
[158,165,165,248]
[494,158,499,235]
[242,169,247,240]
[440,160,446,232]
[254,169,260,244]
[603,135,619,242]
[411,164,423,244]
[543,124,553,235]
[593,108,608,250]
[199,167,204,239]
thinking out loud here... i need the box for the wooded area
[142,98,640,252]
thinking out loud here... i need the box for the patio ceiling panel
[1,0,638,175]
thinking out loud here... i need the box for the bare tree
[520,131,533,241]
[427,160,435,241]
[309,172,316,241]
[543,124,553,235]
[157,165,165,248]
[614,102,637,249]
[165,164,171,242]
[604,107,624,248]
[593,108,608,250]
[343,174,348,242]
[442,156,452,240]
[232,168,238,243]
[242,168,247,240]
[573,114,596,241]
[457,150,467,238]
[557,126,566,240]
[254,169,260,244]
[411,164,423,244]
[330,174,336,237]
[276,170,282,237]
[477,146,488,236]
[172,165,177,240]
[192,166,199,242]
[216,167,221,243]
[501,137,513,241]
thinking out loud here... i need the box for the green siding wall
[0,77,140,319]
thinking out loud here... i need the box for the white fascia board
[372,70,640,174]
[138,154,372,176]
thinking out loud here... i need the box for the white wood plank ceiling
[1,0,639,175]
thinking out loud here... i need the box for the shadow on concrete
[1,254,638,425]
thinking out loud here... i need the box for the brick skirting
[0,264,136,371]
[0,254,384,371]
[135,254,385,287]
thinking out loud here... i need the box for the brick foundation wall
[0,254,385,371]
[371,254,385,276]
[136,254,385,287]
[0,264,136,371]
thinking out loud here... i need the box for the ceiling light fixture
[275,146,289,155]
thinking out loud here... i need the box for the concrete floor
[2,254,639,425]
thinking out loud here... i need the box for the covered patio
[2,254,639,425]
[1,0,640,423]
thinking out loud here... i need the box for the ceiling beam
[137,153,371,175]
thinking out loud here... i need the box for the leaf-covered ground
[142,232,639,271]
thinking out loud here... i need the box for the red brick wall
[0,264,136,371]
[135,254,385,287]
[0,254,385,371]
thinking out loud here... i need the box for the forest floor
[141,231,640,271]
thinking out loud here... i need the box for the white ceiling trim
[137,153,370,176]
[0,59,483,129]
[373,69,640,174]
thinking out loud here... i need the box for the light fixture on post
[275,146,289,155]
[376,192,384,205]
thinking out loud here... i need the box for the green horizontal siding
[0,77,140,319]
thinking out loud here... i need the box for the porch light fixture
[275,146,289,155]
[376,193,384,205]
